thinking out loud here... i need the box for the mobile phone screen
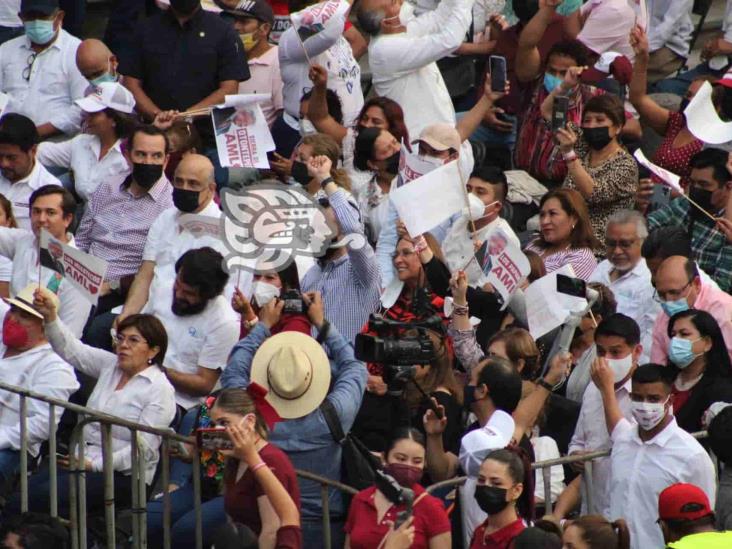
[489,56,507,92]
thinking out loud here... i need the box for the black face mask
[582,126,612,151]
[173,187,201,213]
[132,163,163,189]
[384,151,400,175]
[688,187,714,221]
[291,160,311,185]
[474,485,510,515]
[170,0,200,15]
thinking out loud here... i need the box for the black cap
[20,0,59,16]
[215,0,274,26]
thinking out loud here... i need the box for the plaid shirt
[75,175,173,281]
[648,197,732,292]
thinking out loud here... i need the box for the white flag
[389,160,466,237]
[685,81,732,144]
[39,229,108,305]
[633,149,683,194]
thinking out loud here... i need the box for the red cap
[580,53,633,87]
[717,68,732,89]
[658,483,713,521]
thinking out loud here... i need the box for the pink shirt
[577,0,636,62]
[650,282,732,364]
[238,46,284,127]
[525,240,598,281]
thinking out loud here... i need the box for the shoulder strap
[320,398,346,445]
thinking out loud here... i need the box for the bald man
[118,154,251,330]
[650,256,732,364]
[76,39,120,86]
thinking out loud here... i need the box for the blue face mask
[24,19,57,45]
[668,337,701,369]
[661,298,690,318]
[543,73,563,93]
[89,72,117,87]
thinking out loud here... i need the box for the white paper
[396,144,439,187]
[213,95,275,169]
[525,265,588,340]
[481,230,531,309]
[685,81,732,144]
[290,0,349,40]
[0,93,8,118]
[39,229,109,306]
[388,160,466,237]
[633,149,683,194]
[178,213,222,239]
[709,55,729,71]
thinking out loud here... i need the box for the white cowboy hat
[4,284,59,320]
[250,331,331,419]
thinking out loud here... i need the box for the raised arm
[539,65,584,122]
[307,64,348,143]
[456,75,507,142]
[516,0,562,83]
[278,0,351,64]
[590,357,624,435]
[629,25,670,135]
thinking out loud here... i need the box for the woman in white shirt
[37,82,136,203]
[14,290,176,516]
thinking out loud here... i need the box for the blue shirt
[221,322,368,519]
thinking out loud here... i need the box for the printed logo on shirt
[220,183,365,274]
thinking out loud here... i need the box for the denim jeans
[0,449,20,491]
[652,62,729,96]
[147,487,226,549]
[302,517,346,549]
[0,26,23,46]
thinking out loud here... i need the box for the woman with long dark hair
[562,515,630,549]
[666,309,732,432]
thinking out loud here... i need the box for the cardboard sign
[213,94,275,169]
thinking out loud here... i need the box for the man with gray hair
[590,209,659,362]
[356,0,474,137]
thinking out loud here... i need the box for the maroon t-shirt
[276,525,302,549]
[488,16,569,115]
[223,443,300,533]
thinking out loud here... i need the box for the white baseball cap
[458,410,515,477]
[75,82,136,114]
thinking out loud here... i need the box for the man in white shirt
[593,361,716,549]
[0,0,88,139]
[119,154,249,328]
[218,0,283,127]
[567,313,640,516]
[645,0,694,83]
[0,113,61,231]
[0,185,91,337]
[442,165,520,286]
[357,0,473,137]
[144,247,239,411]
[0,283,78,489]
[590,210,659,363]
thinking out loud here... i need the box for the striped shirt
[301,189,381,344]
[75,175,174,281]
[525,239,598,281]
[648,197,732,293]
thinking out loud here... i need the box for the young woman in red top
[211,387,300,549]
[470,448,534,549]
[345,429,451,549]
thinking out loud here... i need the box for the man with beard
[144,247,239,411]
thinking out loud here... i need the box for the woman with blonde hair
[291,132,352,197]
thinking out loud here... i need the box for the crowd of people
[2,0,732,548]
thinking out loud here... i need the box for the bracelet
[452,303,469,317]
[244,316,259,330]
[251,461,267,473]
[562,151,578,163]
[536,378,554,392]
[320,176,334,188]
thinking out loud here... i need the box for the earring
[147,358,153,365]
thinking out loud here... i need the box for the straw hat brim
[250,331,331,419]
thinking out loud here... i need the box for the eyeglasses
[114,334,148,347]
[391,249,416,260]
[653,281,691,303]
[605,238,638,250]
[22,53,37,81]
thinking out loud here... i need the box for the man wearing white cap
[221,292,367,549]
[0,284,78,491]
[37,82,135,203]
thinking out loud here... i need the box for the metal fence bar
[137,436,148,549]
[192,450,203,549]
[584,460,594,514]
[321,483,331,549]
[543,464,553,515]
[102,424,116,547]
[161,438,171,549]
[49,404,57,518]
[130,432,140,549]
[77,431,88,549]
[19,395,28,512]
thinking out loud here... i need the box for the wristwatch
[536,378,554,392]
[320,176,334,188]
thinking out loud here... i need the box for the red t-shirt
[223,443,301,533]
[470,518,525,549]
[276,525,302,549]
[345,484,451,549]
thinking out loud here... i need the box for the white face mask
[606,354,633,383]
[299,118,317,137]
[466,194,499,222]
[631,397,669,431]
[251,281,280,307]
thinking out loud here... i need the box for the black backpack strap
[320,398,346,445]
